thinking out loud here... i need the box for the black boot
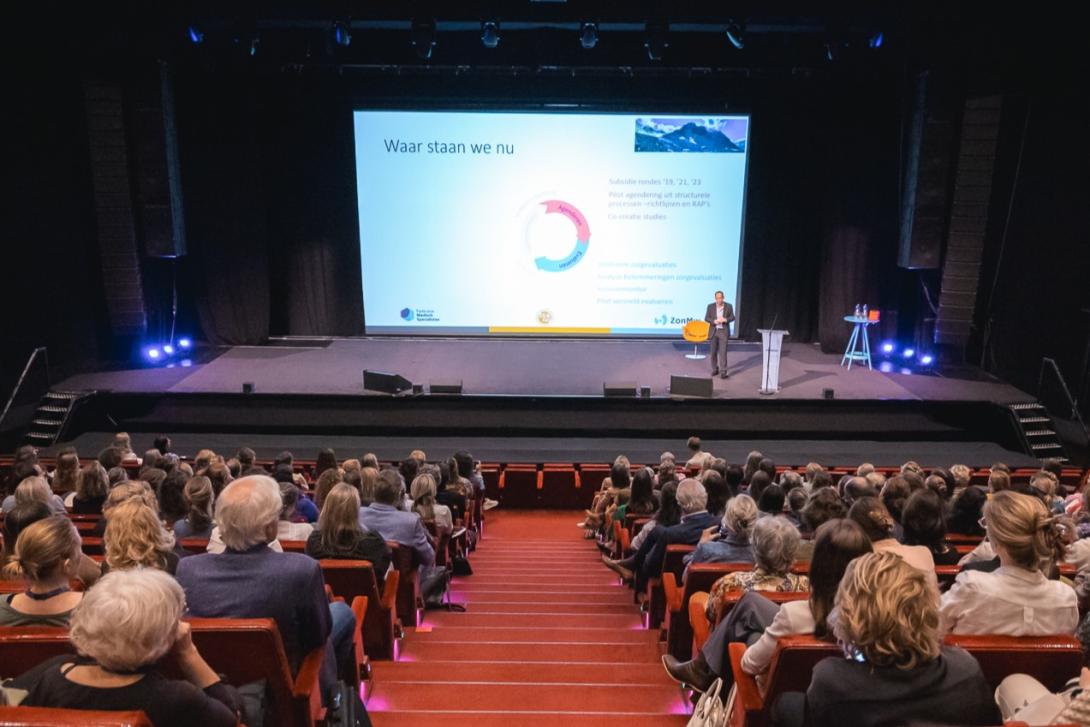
[662,652,717,693]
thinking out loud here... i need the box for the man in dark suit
[704,290,736,378]
[633,479,717,590]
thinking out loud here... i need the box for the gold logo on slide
[537,309,553,325]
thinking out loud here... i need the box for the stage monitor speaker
[670,375,713,398]
[429,380,463,395]
[640,386,651,399]
[242,382,255,395]
[603,381,638,397]
[364,370,413,394]
[823,388,835,400]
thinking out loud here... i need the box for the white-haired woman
[9,568,241,726]
[0,476,66,516]
[686,494,758,568]
[704,515,809,624]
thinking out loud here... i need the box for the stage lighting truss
[481,20,500,49]
[412,19,437,60]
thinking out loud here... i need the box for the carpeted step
[420,611,644,629]
[370,660,670,684]
[399,640,661,663]
[409,625,656,644]
[448,591,632,605]
[370,711,690,726]
[367,680,687,713]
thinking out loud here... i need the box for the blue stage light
[902,348,915,358]
[163,344,175,355]
[332,20,351,48]
[181,359,193,368]
[178,338,192,349]
[878,361,894,373]
[900,367,913,376]
[880,341,895,354]
[187,25,204,45]
[146,348,161,361]
[868,31,884,49]
[920,354,934,366]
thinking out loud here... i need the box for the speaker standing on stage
[705,291,735,378]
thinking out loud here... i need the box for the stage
[59,337,1033,402]
[37,337,1042,468]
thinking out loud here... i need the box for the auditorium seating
[0,707,152,726]
[320,559,400,662]
[389,541,422,628]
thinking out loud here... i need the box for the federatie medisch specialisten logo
[400,308,414,321]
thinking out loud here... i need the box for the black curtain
[176,73,271,345]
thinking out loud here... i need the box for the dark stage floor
[58,337,1033,403]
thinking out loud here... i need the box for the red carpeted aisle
[367,510,691,726]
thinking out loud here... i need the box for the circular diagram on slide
[519,197,592,272]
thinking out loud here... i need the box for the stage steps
[367,511,690,726]
[1008,402,1068,463]
[24,390,94,447]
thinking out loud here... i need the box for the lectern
[757,329,788,395]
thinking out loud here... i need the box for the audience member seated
[106,466,129,487]
[411,473,452,534]
[313,467,345,511]
[437,460,470,523]
[51,450,80,509]
[603,482,682,579]
[633,479,717,587]
[0,515,84,626]
[176,475,355,704]
[103,500,179,575]
[685,494,757,568]
[71,462,108,515]
[685,436,714,471]
[948,485,988,536]
[663,518,871,693]
[757,484,786,520]
[746,471,772,506]
[276,481,315,541]
[9,568,241,727]
[879,475,913,539]
[173,476,215,540]
[157,470,189,527]
[787,551,998,727]
[941,490,1078,635]
[848,496,937,586]
[358,470,435,568]
[704,516,809,623]
[701,471,730,520]
[1,476,66,516]
[358,466,378,507]
[613,467,659,523]
[900,488,961,565]
[315,448,338,480]
[306,483,391,585]
[995,667,1090,725]
[93,481,160,537]
[581,457,631,532]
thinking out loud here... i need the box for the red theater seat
[497,464,539,508]
[0,706,152,726]
[320,559,400,662]
[728,635,839,727]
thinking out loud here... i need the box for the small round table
[841,315,876,370]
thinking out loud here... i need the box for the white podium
[758,329,789,395]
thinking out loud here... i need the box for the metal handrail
[1037,356,1089,441]
[0,347,49,432]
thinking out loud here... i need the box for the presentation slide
[353,109,749,336]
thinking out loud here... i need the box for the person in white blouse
[941,490,1077,636]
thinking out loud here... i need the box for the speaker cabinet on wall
[364,370,413,394]
[669,375,713,398]
[429,380,463,395]
[603,381,638,397]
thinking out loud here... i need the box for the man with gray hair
[631,478,717,589]
[176,476,357,707]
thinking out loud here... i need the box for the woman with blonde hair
[358,466,379,506]
[104,500,179,574]
[72,461,109,515]
[799,551,997,727]
[173,476,215,540]
[942,490,1077,635]
[686,493,758,567]
[411,473,452,533]
[0,515,84,626]
[305,483,391,585]
[1,476,66,515]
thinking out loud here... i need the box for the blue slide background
[353,110,749,335]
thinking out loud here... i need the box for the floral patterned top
[705,568,810,622]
